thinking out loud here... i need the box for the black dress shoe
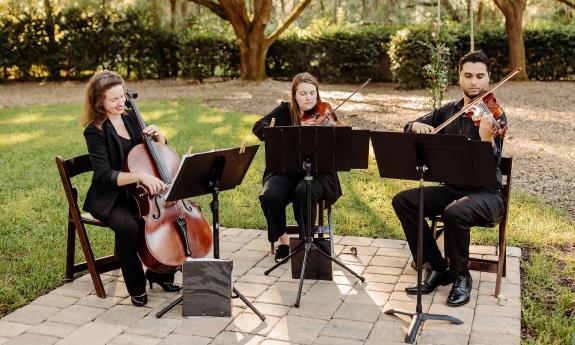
[274,244,290,263]
[405,268,453,295]
[447,273,472,307]
[130,293,148,307]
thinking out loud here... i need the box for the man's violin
[431,68,520,137]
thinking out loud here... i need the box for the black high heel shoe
[274,244,290,263]
[130,293,148,307]
[145,271,182,292]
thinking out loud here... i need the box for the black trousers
[392,185,504,277]
[101,193,175,296]
[259,173,326,243]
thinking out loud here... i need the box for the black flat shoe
[447,273,472,307]
[146,270,182,292]
[131,293,148,307]
[405,268,453,295]
[274,244,290,263]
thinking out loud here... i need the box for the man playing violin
[393,50,508,307]
[252,72,342,263]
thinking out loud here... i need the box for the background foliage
[0,0,574,86]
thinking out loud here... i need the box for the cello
[124,91,212,273]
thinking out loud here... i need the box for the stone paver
[27,322,78,338]
[287,301,340,320]
[96,305,150,326]
[0,322,31,338]
[108,334,161,345]
[319,318,373,341]
[268,316,327,345]
[48,305,106,326]
[3,305,61,326]
[157,334,210,345]
[332,302,382,322]
[4,333,58,345]
[1,229,521,345]
[55,322,126,345]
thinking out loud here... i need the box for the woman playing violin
[252,72,342,262]
[82,71,181,307]
[393,51,509,308]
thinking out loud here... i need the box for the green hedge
[267,27,394,83]
[388,25,575,88]
[0,8,573,85]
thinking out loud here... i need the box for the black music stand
[371,131,498,343]
[262,126,370,307]
[156,145,265,321]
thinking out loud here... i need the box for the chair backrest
[55,154,92,223]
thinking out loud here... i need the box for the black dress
[252,102,342,243]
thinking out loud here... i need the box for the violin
[124,91,212,273]
[464,93,507,137]
[300,78,371,127]
[300,102,339,126]
[431,68,519,136]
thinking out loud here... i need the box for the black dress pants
[259,173,326,243]
[102,193,175,296]
[392,185,504,277]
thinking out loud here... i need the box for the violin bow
[332,78,371,112]
[431,68,520,134]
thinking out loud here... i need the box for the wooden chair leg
[76,225,107,298]
[495,223,507,297]
[65,219,76,282]
[271,242,275,255]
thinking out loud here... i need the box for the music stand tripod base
[263,160,365,308]
[156,146,265,321]
[381,163,462,343]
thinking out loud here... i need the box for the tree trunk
[333,0,339,23]
[236,29,269,80]
[170,0,177,31]
[361,0,369,19]
[493,0,528,80]
[43,0,59,80]
[504,14,527,79]
[188,0,310,81]
[477,0,484,26]
[181,0,188,17]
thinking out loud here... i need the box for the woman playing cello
[252,72,342,262]
[81,71,181,306]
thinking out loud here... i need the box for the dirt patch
[1,79,574,219]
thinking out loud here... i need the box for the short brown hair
[290,72,322,125]
[82,70,125,128]
[459,50,491,75]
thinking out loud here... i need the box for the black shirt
[252,102,342,205]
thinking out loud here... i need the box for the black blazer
[83,114,144,220]
[252,102,342,205]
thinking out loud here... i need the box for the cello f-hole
[152,195,162,219]
[181,199,194,213]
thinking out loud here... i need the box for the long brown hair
[289,72,322,125]
[82,70,125,128]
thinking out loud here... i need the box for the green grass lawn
[0,99,574,344]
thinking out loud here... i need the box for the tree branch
[187,0,227,20]
[266,0,311,44]
[555,0,575,9]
